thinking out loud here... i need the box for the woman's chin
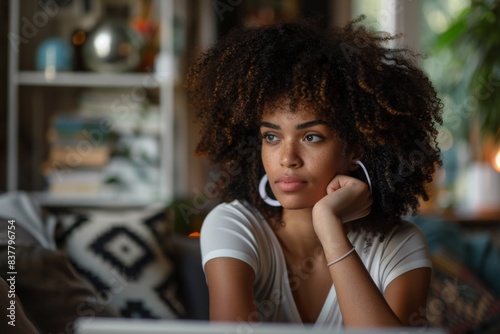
[278,199,316,211]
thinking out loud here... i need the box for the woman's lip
[276,175,305,183]
[276,181,306,192]
[275,176,307,192]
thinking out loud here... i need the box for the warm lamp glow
[188,232,200,238]
[493,149,500,172]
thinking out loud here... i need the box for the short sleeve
[200,202,260,275]
[379,221,432,291]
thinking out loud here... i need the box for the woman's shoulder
[389,219,427,240]
[205,199,260,220]
[380,219,429,252]
[350,219,427,250]
[201,200,268,233]
[200,200,277,272]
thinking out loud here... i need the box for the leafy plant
[434,0,500,144]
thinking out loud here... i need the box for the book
[47,144,111,169]
[45,168,105,194]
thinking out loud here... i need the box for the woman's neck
[275,208,323,261]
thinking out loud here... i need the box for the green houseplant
[434,0,500,145]
[432,0,500,215]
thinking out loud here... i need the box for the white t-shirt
[200,200,431,328]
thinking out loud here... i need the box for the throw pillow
[0,217,119,334]
[427,249,500,334]
[56,208,185,319]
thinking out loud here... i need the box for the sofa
[0,192,209,334]
[1,191,500,334]
[410,215,500,334]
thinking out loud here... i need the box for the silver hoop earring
[259,174,281,207]
[355,160,373,194]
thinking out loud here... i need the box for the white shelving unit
[7,0,178,207]
[16,72,161,87]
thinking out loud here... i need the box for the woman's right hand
[312,174,372,245]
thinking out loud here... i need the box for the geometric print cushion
[56,207,186,319]
[427,249,500,334]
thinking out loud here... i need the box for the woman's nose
[279,141,303,168]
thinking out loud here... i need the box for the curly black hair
[186,17,443,235]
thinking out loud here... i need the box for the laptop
[75,317,448,334]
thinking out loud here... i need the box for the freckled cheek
[307,155,337,185]
[309,166,333,189]
[261,149,276,174]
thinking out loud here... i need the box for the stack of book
[42,88,161,200]
[43,115,112,195]
[77,89,160,136]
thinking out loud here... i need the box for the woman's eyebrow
[260,121,280,130]
[296,120,328,130]
[260,120,328,130]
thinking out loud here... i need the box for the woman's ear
[348,144,364,171]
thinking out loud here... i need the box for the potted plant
[433,0,500,216]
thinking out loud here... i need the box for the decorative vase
[36,37,73,71]
[83,15,143,72]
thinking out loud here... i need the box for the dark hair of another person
[186,16,443,236]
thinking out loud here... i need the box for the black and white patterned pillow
[57,207,185,319]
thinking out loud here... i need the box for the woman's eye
[263,134,278,143]
[304,134,323,142]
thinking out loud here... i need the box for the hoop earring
[259,174,281,207]
[355,160,373,194]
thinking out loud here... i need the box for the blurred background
[1,0,500,218]
[2,2,500,332]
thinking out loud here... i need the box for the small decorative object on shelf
[83,4,143,72]
[36,37,73,71]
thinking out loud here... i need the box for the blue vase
[36,37,73,71]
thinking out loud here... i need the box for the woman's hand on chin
[312,175,372,243]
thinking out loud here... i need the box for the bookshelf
[16,71,162,87]
[7,0,182,208]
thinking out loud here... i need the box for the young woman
[186,17,442,328]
